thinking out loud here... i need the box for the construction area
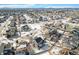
[0,8,79,55]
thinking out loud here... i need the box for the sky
[0,4,79,8]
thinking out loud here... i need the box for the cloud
[45,6,79,8]
[0,4,35,8]
[0,4,79,8]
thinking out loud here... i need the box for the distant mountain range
[0,8,79,11]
